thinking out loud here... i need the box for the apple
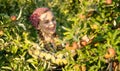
[11,16,16,21]
[72,42,78,49]
[108,48,116,57]
[79,14,86,19]
[104,48,116,59]
[106,0,112,5]
[80,40,87,46]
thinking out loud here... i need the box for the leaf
[27,58,38,64]
[11,46,18,54]
[62,26,71,31]
[116,16,120,23]
[63,32,71,35]
[27,58,35,63]
[18,23,26,30]
[113,20,117,26]
[1,66,12,70]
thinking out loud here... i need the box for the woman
[30,7,62,52]
[29,7,67,66]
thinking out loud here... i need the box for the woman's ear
[36,18,43,30]
[36,23,41,30]
[36,26,40,30]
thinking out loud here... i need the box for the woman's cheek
[54,21,56,25]
[43,24,49,28]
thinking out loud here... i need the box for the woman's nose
[49,22,55,28]
[49,21,54,25]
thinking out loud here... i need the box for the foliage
[0,0,120,71]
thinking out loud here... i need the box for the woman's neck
[42,32,54,42]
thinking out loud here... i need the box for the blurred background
[0,0,120,71]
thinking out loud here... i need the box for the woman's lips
[48,27,56,31]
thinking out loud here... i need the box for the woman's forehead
[39,11,54,21]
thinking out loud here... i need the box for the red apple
[11,16,16,21]
[106,0,112,5]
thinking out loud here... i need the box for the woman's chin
[48,30,56,34]
[50,31,55,34]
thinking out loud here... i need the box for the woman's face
[39,11,56,35]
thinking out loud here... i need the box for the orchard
[0,0,120,71]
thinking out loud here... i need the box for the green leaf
[11,46,18,54]
[62,26,71,31]
[1,66,12,70]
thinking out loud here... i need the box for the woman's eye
[52,18,55,21]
